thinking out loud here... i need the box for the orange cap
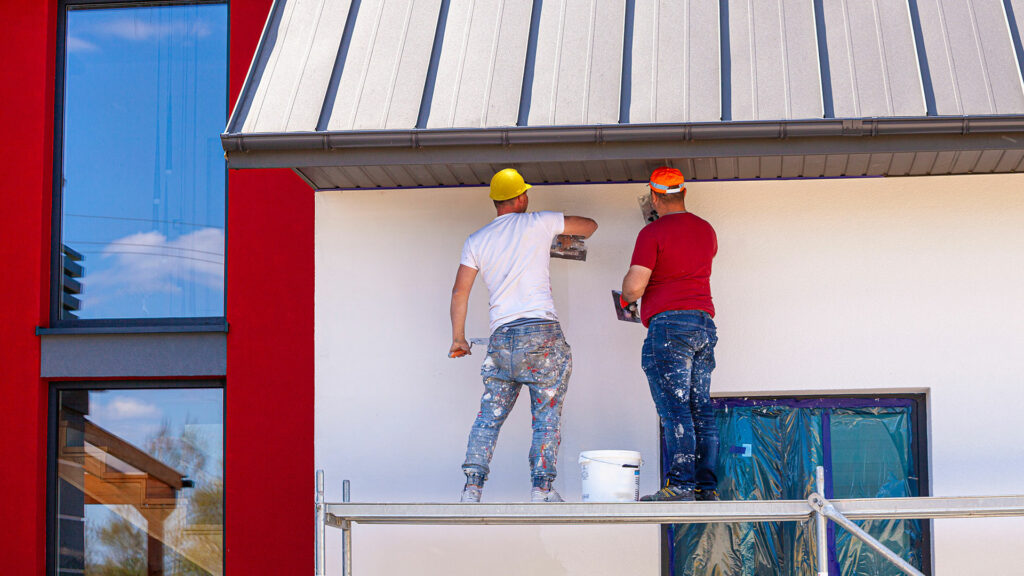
[648,166,686,194]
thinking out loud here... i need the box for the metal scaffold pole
[342,479,352,576]
[315,471,326,575]
[317,468,1024,575]
[815,466,829,576]
[809,466,924,576]
[821,502,924,576]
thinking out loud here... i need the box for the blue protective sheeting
[668,399,924,576]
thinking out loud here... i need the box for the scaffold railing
[314,468,1024,576]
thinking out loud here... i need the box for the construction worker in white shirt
[449,168,597,503]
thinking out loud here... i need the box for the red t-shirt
[630,212,717,326]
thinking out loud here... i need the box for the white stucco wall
[316,173,1024,575]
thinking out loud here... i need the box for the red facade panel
[225,1,315,573]
[0,0,56,572]
[0,0,314,572]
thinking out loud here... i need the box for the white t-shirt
[460,211,565,333]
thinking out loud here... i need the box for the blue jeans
[463,321,572,487]
[641,310,719,492]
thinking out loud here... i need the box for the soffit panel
[293,148,1024,190]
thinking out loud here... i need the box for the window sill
[36,322,229,336]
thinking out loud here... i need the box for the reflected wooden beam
[58,459,223,575]
[82,420,185,489]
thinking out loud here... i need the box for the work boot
[531,487,564,503]
[640,485,695,502]
[695,489,719,501]
[461,484,482,503]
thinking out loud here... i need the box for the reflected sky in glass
[87,388,224,472]
[62,4,227,319]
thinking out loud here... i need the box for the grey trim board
[41,332,227,378]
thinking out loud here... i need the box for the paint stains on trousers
[462,321,571,487]
[641,310,719,493]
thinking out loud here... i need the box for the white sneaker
[461,484,482,503]
[531,487,564,503]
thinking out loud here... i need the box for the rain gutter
[222,116,1024,155]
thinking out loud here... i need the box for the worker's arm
[449,264,478,357]
[563,216,598,238]
[621,265,652,303]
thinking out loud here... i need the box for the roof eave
[221,116,1024,170]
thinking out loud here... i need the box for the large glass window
[55,385,224,576]
[57,2,227,322]
[666,397,929,576]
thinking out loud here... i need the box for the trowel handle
[619,295,638,314]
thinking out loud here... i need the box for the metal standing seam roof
[224,0,1024,189]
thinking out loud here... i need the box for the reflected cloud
[67,35,99,53]
[79,227,224,309]
[93,396,162,421]
[91,17,212,41]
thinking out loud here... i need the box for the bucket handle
[580,455,642,468]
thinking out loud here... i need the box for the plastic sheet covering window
[668,400,924,576]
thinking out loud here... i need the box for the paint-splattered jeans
[641,310,719,492]
[462,321,572,488]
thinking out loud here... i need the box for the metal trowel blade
[550,235,587,261]
[638,193,659,224]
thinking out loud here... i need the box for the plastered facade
[316,173,1024,575]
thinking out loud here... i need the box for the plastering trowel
[638,193,659,224]
[611,290,641,323]
[449,338,490,358]
[550,234,587,261]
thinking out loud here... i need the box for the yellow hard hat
[489,168,532,201]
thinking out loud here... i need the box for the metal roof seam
[447,0,475,127]
[252,0,299,132]
[315,0,361,131]
[934,0,963,114]
[967,0,998,113]
[778,0,793,119]
[1003,0,1024,105]
[870,0,895,117]
[839,0,860,117]
[347,0,386,130]
[378,0,418,129]
[226,0,282,133]
[480,0,505,127]
[282,0,331,131]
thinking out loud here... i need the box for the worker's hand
[449,339,472,358]
[619,295,638,314]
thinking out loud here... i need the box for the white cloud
[93,17,212,41]
[93,396,162,421]
[67,35,99,53]
[79,227,224,307]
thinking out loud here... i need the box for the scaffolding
[314,468,1024,576]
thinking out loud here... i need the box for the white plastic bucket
[579,450,643,502]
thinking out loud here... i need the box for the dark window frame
[50,0,230,332]
[659,393,932,576]
[46,378,227,576]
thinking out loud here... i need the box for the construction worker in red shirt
[621,167,720,502]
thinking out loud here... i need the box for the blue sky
[62,4,228,319]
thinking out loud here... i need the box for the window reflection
[60,3,227,320]
[56,387,224,576]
